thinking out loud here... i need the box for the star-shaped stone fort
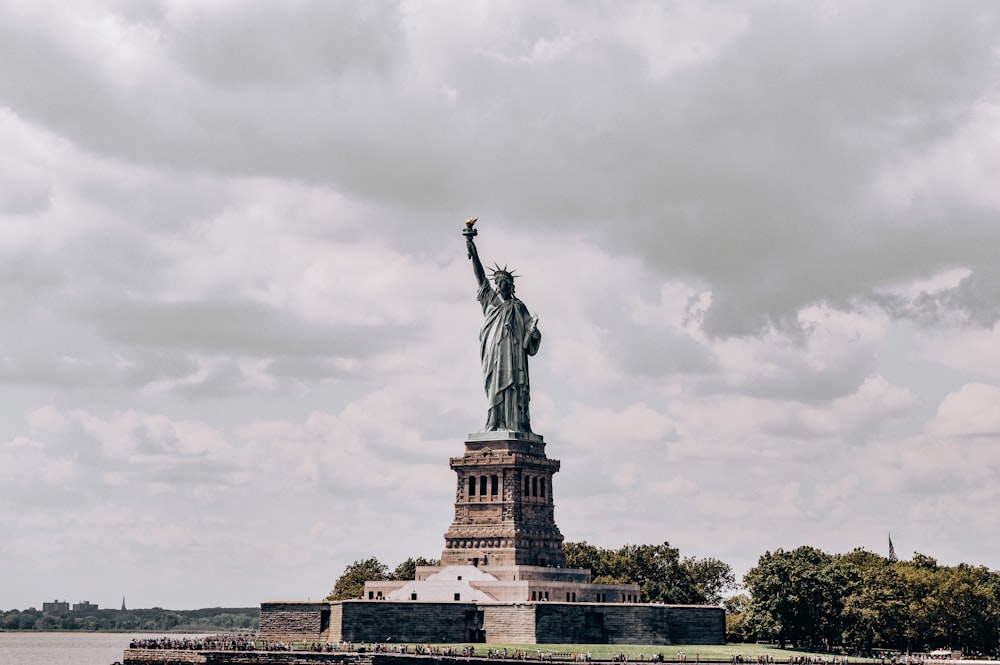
[258,224,724,645]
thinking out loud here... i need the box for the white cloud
[926,383,1000,438]
[877,93,1000,211]
[644,474,697,497]
[559,402,675,449]
[616,2,748,80]
[2,0,1000,610]
[915,324,1000,378]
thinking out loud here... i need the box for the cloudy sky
[3,0,1000,611]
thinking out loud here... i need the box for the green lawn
[406,643,877,662]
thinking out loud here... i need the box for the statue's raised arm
[462,219,540,434]
[465,219,488,290]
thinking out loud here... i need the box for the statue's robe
[477,282,541,432]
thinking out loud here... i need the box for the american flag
[888,533,898,562]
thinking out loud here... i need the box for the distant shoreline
[0,629,242,633]
[0,607,258,633]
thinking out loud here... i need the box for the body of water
[0,632,207,665]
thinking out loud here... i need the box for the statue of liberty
[464,220,541,433]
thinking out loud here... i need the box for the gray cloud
[2,0,1000,610]
[93,298,402,358]
[874,263,1000,328]
[164,2,406,88]
[736,346,877,404]
[0,158,51,215]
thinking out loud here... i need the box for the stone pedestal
[441,431,567,568]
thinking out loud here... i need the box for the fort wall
[259,602,331,643]
[258,601,724,646]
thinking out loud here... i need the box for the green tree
[611,543,692,603]
[0,607,259,632]
[390,556,439,581]
[683,556,737,605]
[743,546,839,648]
[910,552,939,571]
[929,564,1000,655]
[836,549,907,651]
[564,541,734,605]
[724,593,752,643]
[896,555,939,652]
[327,557,390,600]
[564,541,604,575]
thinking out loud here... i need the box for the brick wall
[480,603,724,645]
[259,602,330,643]
[259,600,724,646]
[665,606,726,645]
[481,604,537,644]
[124,649,207,664]
[327,602,344,642]
[531,604,670,645]
[339,601,478,643]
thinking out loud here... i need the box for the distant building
[42,600,69,613]
[121,596,127,611]
[72,600,98,612]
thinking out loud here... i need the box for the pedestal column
[442,432,567,568]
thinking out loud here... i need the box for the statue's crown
[489,263,517,283]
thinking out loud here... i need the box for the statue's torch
[463,217,478,258]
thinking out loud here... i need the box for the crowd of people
[123,638,882,664]
[127,637,425,653]
[126,639,622,661]
[128,635,291,651]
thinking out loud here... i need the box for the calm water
[0,632,207,665]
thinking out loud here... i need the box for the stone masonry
[442,433,566,568]
[259,600,725,646]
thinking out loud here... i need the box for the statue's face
[497,277,514,300]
